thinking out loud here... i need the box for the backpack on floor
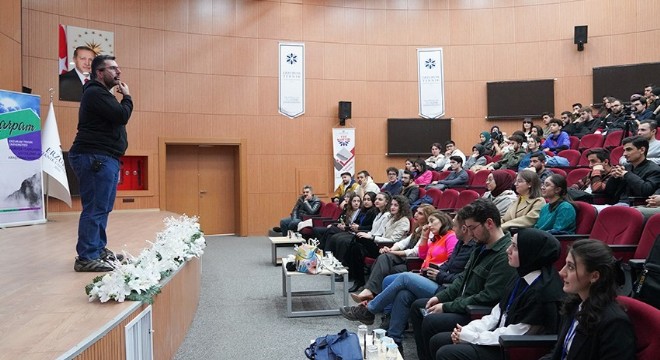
[633,235,660,310]
[304,329,362,360]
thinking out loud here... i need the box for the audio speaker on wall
[574,25,588,51]
[339,101,352,120]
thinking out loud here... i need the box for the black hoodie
[70,80,133,159]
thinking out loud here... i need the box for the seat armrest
[499,335,557,348]
[554,234,590,241]
[608,244,637,252]
[629,259,646,270]
[406,257,424,271]
[467,305,491,319]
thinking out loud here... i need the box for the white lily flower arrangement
[85,215,206,304]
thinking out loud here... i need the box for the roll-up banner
[279,43,305,118]
[417,48,445,119]
[332,128,356,189]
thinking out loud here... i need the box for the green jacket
[494,148,526,170]
[435,232,516,314]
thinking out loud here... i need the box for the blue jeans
[367,272,439,342]
[279,216,301,236]
[69,152,119,261]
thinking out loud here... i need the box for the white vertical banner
[41,102,72,207]
[417,48,445,119]
[279,43,305,118]
[332,128,356,189]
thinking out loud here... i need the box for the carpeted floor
[174,235,418,359]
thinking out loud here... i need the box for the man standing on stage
[69,55,133,272]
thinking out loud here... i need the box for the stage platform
[0,210,201,360]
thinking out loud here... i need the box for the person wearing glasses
[69,55,133,272]
[381,167,403,195]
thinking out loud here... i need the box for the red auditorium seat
[566,168,590,188]
[425,187,443,208]
[609,145,624,166]
[491,153,502,163]
[617,296,660,360]
[569,136,580,150]
[300,202,341,238]
[577,150,590,167]
[467,170,490,195]
[431,171,450,182]
[555,201,598,271]
[436,189,459,211]
[418,187,426,199]
[578,133,604,152]
[634,213,660,260]
[454,190,480,210]
[603,130,624,150]
[548,168,567,177]
[557,149,580,167]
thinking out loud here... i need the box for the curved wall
[20,0,660,234]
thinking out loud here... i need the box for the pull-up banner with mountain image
[0,89,46,227]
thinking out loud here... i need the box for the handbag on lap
[304,329,362,360]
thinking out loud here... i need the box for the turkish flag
[58,24,68,74]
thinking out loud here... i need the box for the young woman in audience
[325,191,380,264]
[414,159,433,186]
[531,125,545,140]
[426,143,445,171]
[534,174,576,234]
[501,170,545,232]
[316,192,360,249]
[346,195,412,290]
[431,228,564,360]
[482,170,517,216]
[340,212,463,350]
[464,144,488,171]
[540,239,635,360]
[518,135,542,170]
[349,204,435,294]
[522,118,534,139]
[479,131,495,156]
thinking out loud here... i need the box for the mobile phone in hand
[428,263,439,270]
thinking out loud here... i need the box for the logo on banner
[286,53,297,65]
[337,134,351,147]
[425,58,436,69]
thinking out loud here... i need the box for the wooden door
[165,145,237,235]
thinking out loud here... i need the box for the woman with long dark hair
[325,192,378,263]
[501,170,545,232]
[431,228,564,360]
[540,239,635,360]
[414,159,433,186]
[534,174,576,234]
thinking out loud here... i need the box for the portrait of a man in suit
[59,46,96,102]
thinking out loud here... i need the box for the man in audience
[356,170,380,198]
[400,170,420,204]
[528,152,554,182]
[331,172,359,203]
[630,96,654,122]
[603,98,637,135]
[410,199,516,360]
[605,136,660,204]
[518,135,542,170]
[568,148,613,202]
[273,185,321,236]
[647,87,660,115]
[486,134,526,170]
[541,119,570,155]
[429,156,468,190]
[381,167,403,195]
[564,106,601,138]
[541,112,554,137]
[435,140,466,171]
[620,120,660,165]
[572,102,583,120]
[560,111,573,128]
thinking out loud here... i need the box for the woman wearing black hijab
[429,228,564,360]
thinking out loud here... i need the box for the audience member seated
[560,110,573,129]
[381,167,403,195]
[404,158,418,179]
[348,204,435,294]
[482,170,517,217]
[542,119,571,155]
[596,96,614,121]
[501,170,545,232]
[620,120,660,165]
[518,135,543,170]
[401,170,421,204]
[602,98,637,135]
[528,152,555,182]
[324,192,379,265]
[410,199,517,360]
[431,229,564,360]
[479,131,495,157]
[331,171,359,203]
[434,140,466,171]
[540,239,635,360]
[541,112,554,137]
[428,156,468,190]
[346,195,412,289]
[605,136,660,204]
[464,144,488,171]
[631,96,653,122]
[273,185,321,236]
[356,170,381,198]
[649,87,660,118]
[568,148,613,202]
[482,134,526,170]
[564,106,601,138]
[426,143,446,171]
[535,174,576,235]
[414,159,434,186]
[531,125,545,140]
[646,85,658,112]
[522,118,534,140]
[340,212,467,352]
[315,192,360,249]
[571,102,583,120]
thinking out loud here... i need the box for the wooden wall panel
[22,0,660,235]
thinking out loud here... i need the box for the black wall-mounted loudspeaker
[574,25,588,51]
[339,101,352,119]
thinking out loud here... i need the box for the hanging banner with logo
[0,89,46,227]
[417,48,445,119]
[279,42,305,118]
[332,128,356,189]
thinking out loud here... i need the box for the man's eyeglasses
[388,172,398,176]
[465,223,483,231]
[99,66,120,72]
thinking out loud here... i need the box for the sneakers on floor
[101,248,124,262]
[74,257,115,272]
[339,305,375,325]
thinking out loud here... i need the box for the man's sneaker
[101,248,124,262]
[74,258,115,272]
[339,305,375,325]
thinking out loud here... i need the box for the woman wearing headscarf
[479,131,495,156]
[463,144,488,171]
[482,170,517,216]
[430,228,565,360]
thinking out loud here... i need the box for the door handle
[199,190,208,194]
